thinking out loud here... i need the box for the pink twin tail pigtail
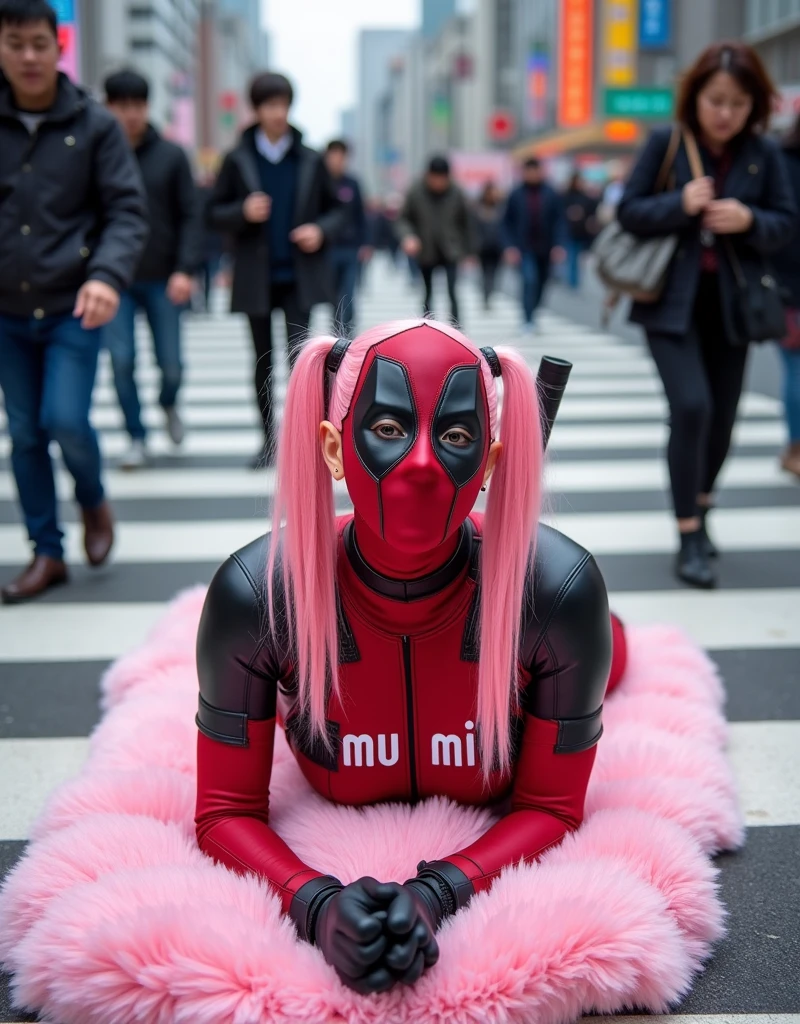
[267,337,340,743]
[477,346,543,776]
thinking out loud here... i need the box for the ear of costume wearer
[194,320,627,990]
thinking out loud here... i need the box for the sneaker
[165,406,184,446]
[119,439,147,471]
[520,322,535,338]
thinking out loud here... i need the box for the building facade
[79,0,201,145]
[356,29,413,195]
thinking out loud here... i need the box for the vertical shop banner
[51,0,80,81]
[526,52,550,129]
[603,0,638,86]
[639,0,671,48]
[557,0,593,128]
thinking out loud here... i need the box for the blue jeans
[331,247,359,337]
[104,281,183,441]
[779,345,800,442]
[565,240,589,289]
[521,251,551,324]
[0,312,104,560]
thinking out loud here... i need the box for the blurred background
[59,0,800,191]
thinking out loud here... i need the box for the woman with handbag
[617,43,796,588]
[772,114,800,480]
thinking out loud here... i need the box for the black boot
[698,507,718,558]
[676,528,716,589]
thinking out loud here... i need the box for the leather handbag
[593,125,686,303]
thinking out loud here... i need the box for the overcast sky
[263,0,420,148]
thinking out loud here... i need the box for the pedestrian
[562,171,599,290]
[206,71,344,467]
[617,41,796,588]
[195,171,227,315]
[324,139,370,338]
[0,0,147,604]
[502,157,566,333]
[104,70,202,470]
[396,156,475,325]
[474,181,504,308]
[772,112,800,480]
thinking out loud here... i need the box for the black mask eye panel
[432,365,486,487]
[352,356,418,480]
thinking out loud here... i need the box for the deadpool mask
[341,325,492,553]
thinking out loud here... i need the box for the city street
[1,260,799,1021]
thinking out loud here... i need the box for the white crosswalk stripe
[0,257,797,1019]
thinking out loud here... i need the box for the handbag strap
[654,125,682,194]
[682,127,749,287]
[681,128,706,181]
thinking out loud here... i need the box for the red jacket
[195,513,617,937]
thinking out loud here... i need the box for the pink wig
[268,320,543,773]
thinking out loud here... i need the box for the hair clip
[326,338,351,374]
[480,346,502,377]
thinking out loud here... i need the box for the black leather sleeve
[520,525,612,752]
[196,534,286,746]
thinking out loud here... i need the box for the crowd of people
[0,0,798,607]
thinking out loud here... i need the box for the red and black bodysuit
[195,324,626,989]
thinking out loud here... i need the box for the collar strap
[480,347,502,377]
[344,518,474,602]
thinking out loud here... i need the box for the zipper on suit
[402,636,419,801]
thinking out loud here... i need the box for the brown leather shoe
[1,556,68,604]
[780,442,800,480]
[81,500,115,566]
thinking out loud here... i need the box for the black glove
[312,876,400,995]
[378,881,441,985]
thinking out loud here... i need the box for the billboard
[52,0,80,81]
[603,0,638,87]
[639,0,671,48]
[557,0,593,128]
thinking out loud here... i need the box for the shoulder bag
[592,126,686,303]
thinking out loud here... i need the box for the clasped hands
[313,876,442,995]
[682,177,753,233]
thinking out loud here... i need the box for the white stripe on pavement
[610,588,800,650]
[2,590,799,663]
[0,455,788,504]
[8,390,777,431]
[1,418,784,460]
[0,737,90,841]
[2,507,798,565]
[0,603,167,662]
[0,721,795,841]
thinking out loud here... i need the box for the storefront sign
[639,0,671,48]
[558,0,594,128]
[603,0,638,87]
[52,0,79,81]
[604,86,674,118]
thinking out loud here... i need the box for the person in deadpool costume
[195,319,628,995]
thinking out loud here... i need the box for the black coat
[207,126,344,316]
[772,147,800,308]
[501,183,566,254]
[617,126,797,340]
[0,71,148,317]
[134,125,202,281]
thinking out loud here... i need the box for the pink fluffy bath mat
[0,587,744,1024]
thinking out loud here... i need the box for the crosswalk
[0,258,798,1021]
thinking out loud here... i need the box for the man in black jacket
[502,157,567,333]
[325,139,370,337]
[104,70,201,470]
[0,0,148,603]
[207,71,343,466]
